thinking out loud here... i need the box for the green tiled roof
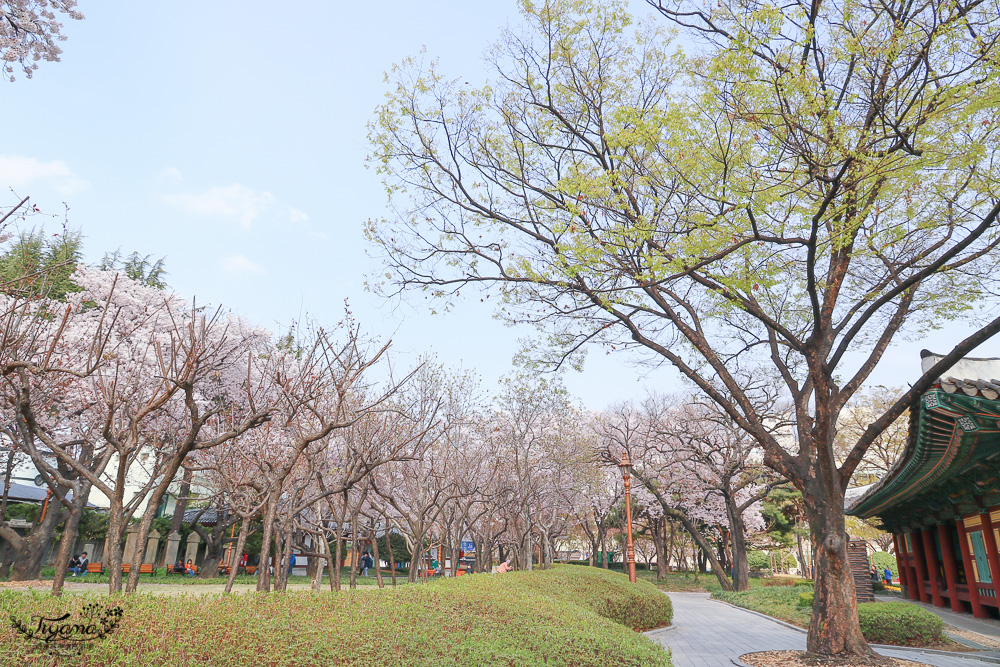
[848,389,1000,529]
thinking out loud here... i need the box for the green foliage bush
[870,551,898,578]
[797,591,814,608]
[747,550,769,571]
[857,601,945,646]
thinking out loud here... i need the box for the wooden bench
[245,565,257,576]
[86,562,103,575]
[121,563,157,576]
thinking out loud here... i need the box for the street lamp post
[618,451,637,583]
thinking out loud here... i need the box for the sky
[2,1,995,411]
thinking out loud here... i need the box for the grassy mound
[0,565,672,666]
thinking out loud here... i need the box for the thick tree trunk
[804,490,872,656]
[197,530,225,581]
[9,504,64,581]
[726,498,750,591]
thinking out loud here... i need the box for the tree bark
[51,481,93,596]
[804,489,872,656]
[383,512,396,587]
[255,492,279,592]
[370,521,384,588]
[8,504,65,581]
[224,519,249,594]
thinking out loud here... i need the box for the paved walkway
[646,592,1000,667]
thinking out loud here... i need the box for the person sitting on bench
[71,552,89,577]
[185,559,196,577]
[173,558,185,574]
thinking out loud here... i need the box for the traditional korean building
[848,351,1000,618]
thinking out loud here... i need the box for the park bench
[244,565,257,576]
[86,562,104,575]
[166,564,199,575]
[121,563,157,576]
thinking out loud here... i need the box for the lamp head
[618,450,633,477]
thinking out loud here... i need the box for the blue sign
[460,540,475,552]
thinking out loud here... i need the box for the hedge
[857,601,945,646]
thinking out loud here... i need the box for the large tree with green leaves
[368,0,1000,656]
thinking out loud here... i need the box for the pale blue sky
[3,1,992,409]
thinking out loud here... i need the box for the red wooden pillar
[957,520,989,618]
[892,533,908,590]
[921,528,945,607]
[909,529,930,603]
[978,510,1000,606]
[937,521,964,613]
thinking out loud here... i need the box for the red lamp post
[619,451,637,583]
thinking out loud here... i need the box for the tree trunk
[196,524,228,580]
[163,468,192,566]
[384,513,396,587]
[256,492,279,592]
[371,522,384,589]
[105,498,126,594]
[9,503,64,581]
[51,482,93,596]
[796,528,809,577]
[726,498,750,591]
[224,519,249,594]
[804,489,872,656]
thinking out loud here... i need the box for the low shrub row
[858,601,945,646]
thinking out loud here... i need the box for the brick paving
[646,592,1000,667]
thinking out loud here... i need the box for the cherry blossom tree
[1,1,84,81]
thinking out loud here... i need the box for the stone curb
[710,597,1000,665]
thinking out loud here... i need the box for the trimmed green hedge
[858,601,945,646]
[797,591,814,608]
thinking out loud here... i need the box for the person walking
[884,567,893,586]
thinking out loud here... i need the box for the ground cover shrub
[0,565,672,666]
[857,601,945,646]
[761,577,798,587]
[797,591,813,608]
[714,582,814,628]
